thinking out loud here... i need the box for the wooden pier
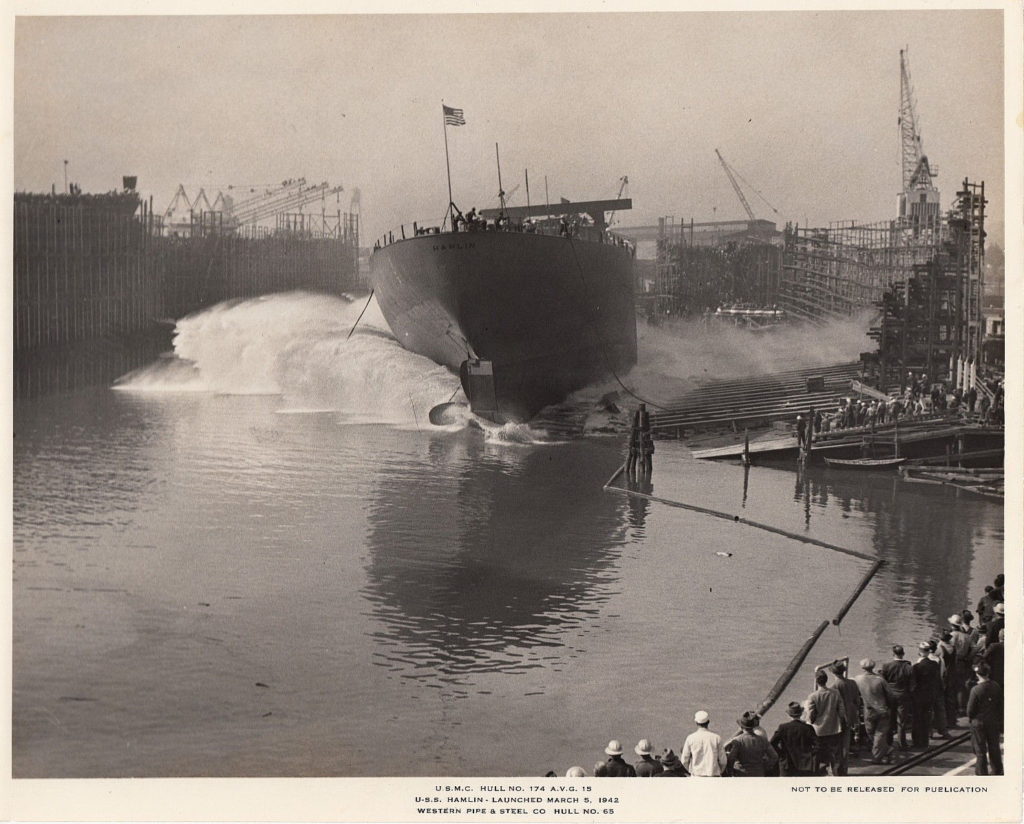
[691,418,1004,466]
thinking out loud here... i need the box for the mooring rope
[347,288,375,339]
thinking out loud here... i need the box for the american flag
[443,105,466,126]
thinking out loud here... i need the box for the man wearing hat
[681,711,727,777]
[805,669,846,776]
[911,642,942,748]
[949,613,975,715]
[770,702,818,776]
[831,661,862,774]
[632,739,660,778]
[966,662,1003,775]
[927,639,952,739]
[985,602,1005,647]
[854,659,894,764]
[600,740,636,777]
[654,749,687,777]
[880,645,915,751]
[983,628,1004,687]
[724,711,780,777]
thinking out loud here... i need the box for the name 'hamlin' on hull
[370,198,638,423]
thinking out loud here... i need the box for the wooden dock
[692,418,1004,465]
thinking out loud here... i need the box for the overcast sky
[13,10,1005,244]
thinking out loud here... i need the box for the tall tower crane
[897,48,939,222]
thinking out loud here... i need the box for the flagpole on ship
[442,103,454,231]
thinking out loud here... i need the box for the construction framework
[779,179,986,387]
[653,216,781,317]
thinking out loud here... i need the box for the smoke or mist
[622,312,875,405]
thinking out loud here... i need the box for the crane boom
[715,149,755,221]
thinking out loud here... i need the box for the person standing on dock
[911,643,941,749]
[983,629,1004,688]
[805,670,846,776]
[639,404,654,476]
[769,702,818,777]
[927,639,952,740]
[625,408,640,478]
[632,739,661,777]
[600,740,636,777]
[966,662,1003,775]
[830,661,862,774]
[853,659,894,765]
[654,749,687,777]
[795,415,806,448]
[881,646,915,751]
[680,711,727,777]
[724,712,779,777]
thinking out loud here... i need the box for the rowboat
[823,457,907,470]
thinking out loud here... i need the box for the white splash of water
[115,291,464,426]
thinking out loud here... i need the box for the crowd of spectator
[795,372,1005,445]
[551,574,1004,778]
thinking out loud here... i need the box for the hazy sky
[13,10,1005,244]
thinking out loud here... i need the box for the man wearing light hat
[632,739,660,778]
[600,740,636,777]
[854,658,894,764]
[911,642,941,748]
[949,613,974,715]
[985,602,1005,647]
[681,711,727,777]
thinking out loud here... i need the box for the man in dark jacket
[770,702,817,776]
[911,642,942,748]
[983,629,1004,687]
[601,740,636,777]
[632,739,660,777]
[725,712,779,777]
[654,749,687,777]
[985,602,1005,647]
[880,645,915,750]
[967,663,1003,775]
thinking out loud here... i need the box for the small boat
[824,457,907,470]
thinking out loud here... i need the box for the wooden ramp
[651,362,862,433]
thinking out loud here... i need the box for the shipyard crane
[714,149,780,223]
[716,150,755,221]
[898,48,939,216]
[606,176,629,228]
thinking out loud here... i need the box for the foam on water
[114,291,555,441]
[116,292,462,426]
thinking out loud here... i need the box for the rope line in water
[347,288,375,339]
[604,481,876,561]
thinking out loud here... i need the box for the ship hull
[370,231,637,422]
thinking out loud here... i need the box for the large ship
[369,199,638,423]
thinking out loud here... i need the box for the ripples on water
[13,292,1003,777]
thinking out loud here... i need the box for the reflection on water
[362,438,628,682]
[13,377,1002,777]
